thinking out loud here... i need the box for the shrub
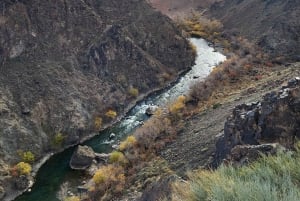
[94,116,102,130]
[168,95,186,114]
[64,196,80,201]
[105,110,117,119]
[128,87,139,98]
[172,150,300,201]
[93,165,126,194]
[16,162,32,175]
[18,151,35,164]
[53,132,65,147]
[119,136,137,151]
[109,151,128,166]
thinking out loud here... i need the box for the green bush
[174,150,300,201]
[53,132,65,147]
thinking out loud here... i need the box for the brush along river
[14,38,226,201]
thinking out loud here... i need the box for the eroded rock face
[215,78,300,165]
[70,145,96,170]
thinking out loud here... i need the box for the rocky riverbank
[0,0,195,200]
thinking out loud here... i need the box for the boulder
[145,105,158,116]
[70,145,96,170]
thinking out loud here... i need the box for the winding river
[14,38,226,201]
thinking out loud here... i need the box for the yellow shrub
[19,151,35,164]
[94,116,102,130]
[16,162,32,175]
[119,136,137,151]
[169,95,186,114]
[128,87,139,97]
[109,151,128,166]
[93,165,125,193]
[105,110,117,119]
[64,196,80,201]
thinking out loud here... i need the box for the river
[14,38,226,201]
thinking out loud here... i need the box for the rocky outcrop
[227,143,282,166]
[215,77,300,165]
[70,146,96,170]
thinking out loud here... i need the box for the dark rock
[145,105,158,116]
[15,175,29,190]
[215,78,300,166]
[229,143,282,166]
[109,133,116,140]
[70,145,96,170]
[94,153,110,163]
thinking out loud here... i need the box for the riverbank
[8,59,194,201]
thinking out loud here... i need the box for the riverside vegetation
[60,12,300,201]
[3,0,300,200]
[0,0,195,199]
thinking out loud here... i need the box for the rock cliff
[0,0,194,196]
[215,77,300,165]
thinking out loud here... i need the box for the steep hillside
[210,0,300,60]
[147,0,218,18]
[149,0,300,61]
[0,0,194,196]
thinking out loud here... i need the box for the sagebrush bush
[172,150,300,201]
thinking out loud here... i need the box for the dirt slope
[160,63,300,175]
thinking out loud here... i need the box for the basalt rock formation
[215,78,300,166]
[0,0,194,197]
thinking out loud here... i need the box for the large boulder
[70,145,96,170]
